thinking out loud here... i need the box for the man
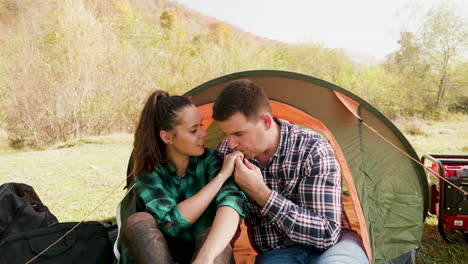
[213,79,368,264]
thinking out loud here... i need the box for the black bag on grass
[0,221,114,264]
[0,182,58,240]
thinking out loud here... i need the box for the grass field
[395,115,468,264]
[0,134,132,222]
[0,115,467,263]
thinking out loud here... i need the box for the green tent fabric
[182,70,428,264]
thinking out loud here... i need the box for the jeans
[255,230,369,264]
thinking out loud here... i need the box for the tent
[116,70,428,264]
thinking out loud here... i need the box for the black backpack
[0,221,114,264]
[0,182,58,240]
[0,182,115,263]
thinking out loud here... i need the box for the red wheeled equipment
[421,154,468,243]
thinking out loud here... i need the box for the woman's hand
[218,151,244,180]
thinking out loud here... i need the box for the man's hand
[234,157,272,208]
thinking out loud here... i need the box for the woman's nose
[200,129,207,138]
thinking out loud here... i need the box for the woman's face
[165,105,207,157]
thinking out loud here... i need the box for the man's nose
[227,136,239,150]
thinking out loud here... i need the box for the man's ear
[160,130,172,144]
[259,113,272,130]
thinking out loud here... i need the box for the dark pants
[122,212,233,264]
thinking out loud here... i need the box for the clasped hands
[220,151,271,207]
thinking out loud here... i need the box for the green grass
[0,133,133,222]
[0,116,467,263]
[417,217,468,264]
[395,115,468,264]
[395,114,468,156]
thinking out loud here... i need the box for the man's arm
[234,138,342,249]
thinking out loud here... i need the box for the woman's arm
[177,151,243,224]
[192,206,240,264]
[177,173,228,224]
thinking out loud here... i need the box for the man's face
[217,112,268,159]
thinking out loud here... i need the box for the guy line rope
[25,120,467,263]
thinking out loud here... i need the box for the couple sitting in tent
[121,79,369,264]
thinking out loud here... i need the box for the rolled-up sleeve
[216,178,249,218]
[205,150,249,218]
[134,172,192,238]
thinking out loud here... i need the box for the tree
[208,22,232,46]
[386,2,467,114]
[419,3,467,109]
[386,32,427,75]
[160,9,177,30]
[384,32,433,115]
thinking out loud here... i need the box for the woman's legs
[193,227,233,264]
[122,212,175,264]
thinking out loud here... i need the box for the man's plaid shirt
[217,118,342,252]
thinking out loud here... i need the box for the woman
[122,90,248,264]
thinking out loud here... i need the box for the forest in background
[0,0,466,149]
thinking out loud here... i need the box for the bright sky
[175,0,467,60]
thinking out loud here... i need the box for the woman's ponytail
[132,90,191,177]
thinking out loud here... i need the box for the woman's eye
[190,130,197,134]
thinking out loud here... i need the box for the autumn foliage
[0,0,466,148]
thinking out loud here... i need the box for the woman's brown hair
[132,90,192,177]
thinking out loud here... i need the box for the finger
[243,158,255,170]
[235,156,246,169]
[228,151,242,162]
[233,151,244,159]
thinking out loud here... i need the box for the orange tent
[116,70,428,264]
[185,70,428,264]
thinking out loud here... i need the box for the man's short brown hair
[213,79,271,121]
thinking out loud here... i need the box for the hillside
[0,0,465,149]
[128,0,278,44]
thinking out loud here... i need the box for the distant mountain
[0,0,379,66]
[129,0,381,65]
[128,0,275,44]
